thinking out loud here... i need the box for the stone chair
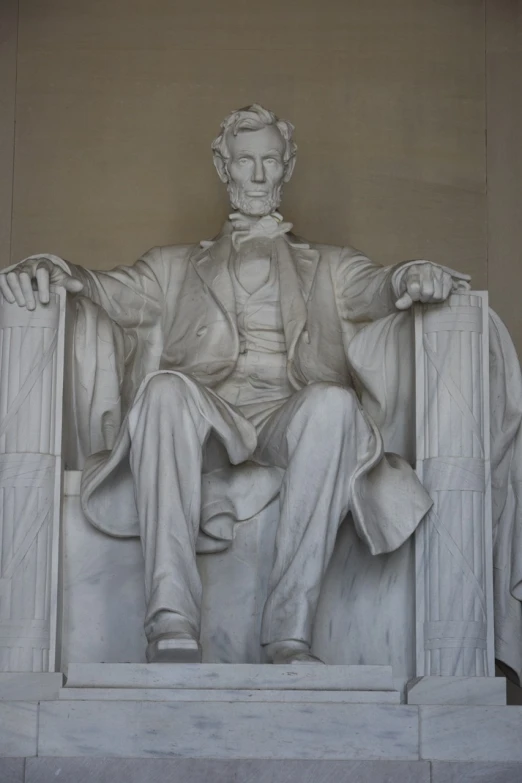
[0,287,501,703]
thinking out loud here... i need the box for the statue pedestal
[60,661,401,704]
[0,672,63,701]
[2,687,522,780]
[406,675,506,705]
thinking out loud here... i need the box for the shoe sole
[146,638,202,664]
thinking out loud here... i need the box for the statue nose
[252,161,266,182]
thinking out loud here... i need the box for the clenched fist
[394,262,471,310]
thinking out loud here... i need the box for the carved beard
[227,181,284,217]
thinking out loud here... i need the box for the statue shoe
[265,640,325,665]
[146,632,202,664]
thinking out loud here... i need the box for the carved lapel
[288,238,321,303]
[276,237,320,359]
[190,234,236,319]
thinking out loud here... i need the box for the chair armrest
[0,286,66,672]
[414,292,494,677]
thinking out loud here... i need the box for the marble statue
[2,104,521,675]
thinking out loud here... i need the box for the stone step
[37,700,418,759]
[0,672,64,701]
[64,663,395,691]
[59,686,400,704]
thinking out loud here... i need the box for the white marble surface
[414,294,494,677]
[407,676,506,705]
[0,702,37,756]
[37,700,419,759]
[61,492,147,666]
[62,472,417,672]
[0,758,24,782]
[0,290,65,673]
[58,687,400,703]
[431,762,522,782]
[64,662,394,691]
[24,758,431,783]
[0,673,63,701]
[420,705,522,761]
[4,700,522,765]
[62,484,277,665]
[314,519,415,674]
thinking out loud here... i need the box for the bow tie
[229,212,293,250]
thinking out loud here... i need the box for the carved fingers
[35,265,51,304]
[0,274,15,304]
[4,271,26,306]
[0,256,82,309]
[0,259,51,310]
[19,271,36,310]
[395,262,471,310]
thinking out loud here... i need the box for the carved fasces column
[0,289,66,672]
[415,292,494,677]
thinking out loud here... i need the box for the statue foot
[265,640,325,665]
[274,649,325,664]
[146,632,202,663]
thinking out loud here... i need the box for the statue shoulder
[135,244,198,295]
[141,244,197,268]
[304,242,368,269]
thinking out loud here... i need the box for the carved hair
[211,104,297,165]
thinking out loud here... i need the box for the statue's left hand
[394,262,471,310]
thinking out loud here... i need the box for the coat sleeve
[68,246,166,330]
[334,246,405,322]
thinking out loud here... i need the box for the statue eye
[238,157,250,165]
[265,158,277,165]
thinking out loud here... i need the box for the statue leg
[128,373,214,661]
[256,382,374,661]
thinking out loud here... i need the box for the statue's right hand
[0,255,83,310]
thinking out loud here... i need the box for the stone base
[0,673,63,701]
[59,661,402,704]
[58,687,401,703]
[3,698,522,772]
[64,662,397,691]
[2,699,522,763]
[5,758,522,782]
[407,676,507,705]
[1,666,520,771]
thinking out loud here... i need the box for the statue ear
[283,156,296,183]
[213,154,229,184]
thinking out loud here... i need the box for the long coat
[72,223,432,555]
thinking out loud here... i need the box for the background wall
[0,0,520,352]
[486,0,522,354]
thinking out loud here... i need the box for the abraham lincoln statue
[1,104,494,666]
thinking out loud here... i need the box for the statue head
[212,104,297,217]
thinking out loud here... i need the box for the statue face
[225,125,287,217]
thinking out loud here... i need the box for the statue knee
[141,373,192,408]
[302,383,357,426]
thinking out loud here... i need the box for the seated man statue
[0,104,474,665]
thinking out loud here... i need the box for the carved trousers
[127,372,374,646]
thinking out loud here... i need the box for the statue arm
[335,247,400,322]
[0,247,166,330]
[68,247,165,329]
[335,247,471,322]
